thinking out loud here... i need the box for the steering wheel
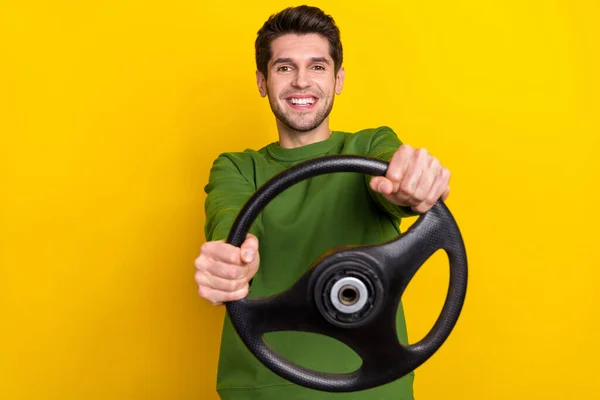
[224,155,468,392]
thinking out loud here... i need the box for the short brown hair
[255,5,343,78]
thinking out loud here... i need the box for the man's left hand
[369,144,451,213]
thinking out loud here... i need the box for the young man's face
[256,33,345,133]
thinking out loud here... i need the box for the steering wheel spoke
[361,201,450,298]
[232,273,330,336]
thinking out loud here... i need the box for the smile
[286,97,318,109]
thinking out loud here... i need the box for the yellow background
[1,0,599,399]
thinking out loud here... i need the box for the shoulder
[209,141,273,167]
[342,126,401,149]
[347,125,398,140]
[207,147,268,184]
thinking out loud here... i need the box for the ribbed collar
[265,131,346,162]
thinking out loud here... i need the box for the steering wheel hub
[313,256,384,328]
[334,278,365,308]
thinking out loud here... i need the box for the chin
[287,120,322,132]
[272,103,331,133]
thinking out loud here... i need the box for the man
[195,5,451,400]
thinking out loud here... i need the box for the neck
[276,119,332,149]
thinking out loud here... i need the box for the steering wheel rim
[224,155,468,392]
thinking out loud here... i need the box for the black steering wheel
[224,155,468,392]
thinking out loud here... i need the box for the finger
[433,167,451,203]
[423,167,447,205]
[369,176,394,195]
[401,148,429,199]
[240,234,259,264]
[412,157,441,204]
[198,284,249,305]
[414,167,450,213]
[442,184,450,200]
[196,271,248,293]
[201,241,243,266]
[386,144,414,193]
[206,259,249,280]
[441,167,451,200]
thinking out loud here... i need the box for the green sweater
[204,126,417,400]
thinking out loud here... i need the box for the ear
[335,66,345,95]
[256,70,267,97]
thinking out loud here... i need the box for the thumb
[369,176,394,195]
[240,233,259,264]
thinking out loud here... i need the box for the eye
[277,66,293,72]
[312,65,326,71]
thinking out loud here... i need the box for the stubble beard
[267,90,335,133]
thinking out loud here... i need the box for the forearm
[204,154,263,242]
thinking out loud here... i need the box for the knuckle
[415,203,429,213]
[400,180,413,194]
[198,285,210,299]
[224,291,239,302]
[217,264,231,279]
[442,167,451,180]
[227,279,239,292]
[200,242,211,254]
[229,266,243,280]
[396,148,411,161]
[236,279,248,292]
[389,168,402,182]
[235,285,249,299]
[426,192,439,204]
[400,143,413,153]
[224,267,235,280]
[194,256,208,271]
[407,196,421,206]
[413,191,426,202]
[394,145,411,160]
[416,148,429,158]
[228,251,239,265]
[233,278,247,292]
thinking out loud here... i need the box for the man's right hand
[194,233,260,305]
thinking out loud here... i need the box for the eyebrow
[272,57,331,66]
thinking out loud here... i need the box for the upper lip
[286,94,318,100]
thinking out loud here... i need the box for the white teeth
[290,98,315,105]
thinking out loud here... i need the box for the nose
[292,68,312,89]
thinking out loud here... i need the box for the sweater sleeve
[203,153,264,242]
[365,127,420,220]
